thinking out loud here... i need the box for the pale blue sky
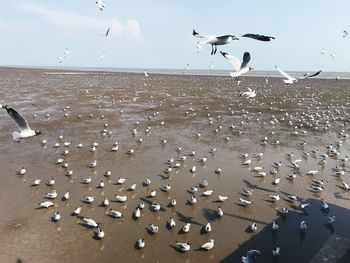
[0,0,349,71]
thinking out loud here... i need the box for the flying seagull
[105,27,110,38]
[1,105,41,141]
[96,0,105,11]
[343,30,349,38]
[192,29,275,55]
[300,70,322,79]
[275,65,297,84]
[220,51,252,79]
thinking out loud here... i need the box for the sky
[0,0,349,72]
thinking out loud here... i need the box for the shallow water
[1,67,350,262]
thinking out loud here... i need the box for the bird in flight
[220,51,252,79]
[192,29,275,55]
[1,105,41,141]
[96,0,105,11]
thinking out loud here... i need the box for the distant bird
[82,218,98,227]
[343,30,349,38]
[301,70,322,79]
[39,201,54,208]
[176,241,190,252]
[300,221,307,231]
[220,51,252,79]
[192,29,274,55]
[327,216,336,225]
[275,65,297,84]
[96,0,105,11]
[105,27,110,38]
[2,105,41,141]
[136,239,145,249]
[144,70,149,77]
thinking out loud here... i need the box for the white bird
[218,195,228,202]
[300,202,311,209]
[94,225,105,239]
[250,222,257,232]
[300,221,307,231]
[136,239,145,249]
[83,196,94,203]
[33,179,41,186]
[221,51,252,78]
[275,65,297,84]
[268,194,280,202]
[188,196,197,205]
[201,239,214,250]
[239,198,252,206]
[321,199,329,210]
[239,88,256,98]
[272,247,281,257]
[217,207,224,217]
[149,190,157,197]
[306,170,319,176]
[203,190,213,196]
[272,221,279,231]
[328,216,336,225]
[342,181,350,191]
[204,222,212,233]
[116,194,127,202]
[52,212,61,221]
[192,29,274,55]
[117,178,127,184]
[39,201,54,208]
[96,0,105,11]
[144,70,149,77]
[182,223,191,233]
[82,177,92,184]
[47,178,55,186]
[150,203,161,211]
[109,209,123,218]
[147,224,159,234]
[2,105,42,141]
[143,178,151,186]
[63,191,69,200]
[176,241,190,252]
[82,218,98,227]
[242,189,254,197]
[73,206,82,215]
[273,178,281,185]
[103,197,109,206]
[168,217,176,228]
[18,167,26,175]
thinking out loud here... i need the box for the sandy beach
[1,67,350,263]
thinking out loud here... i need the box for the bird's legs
[214,45,217,55]
[211,45,214,55]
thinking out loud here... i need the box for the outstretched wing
[105,27,110,37]
[220,51,241,72]
[242,33,275,41]
[306,70,322,78]
[3,106,31,131]
[240,52,251,69]
[275,65,295,81]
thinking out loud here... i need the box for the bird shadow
[175,211,201,226]
[242,179,275,193]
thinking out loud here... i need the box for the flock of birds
[1,1,350,262]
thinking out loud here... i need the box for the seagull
[52,212,61,222]
[144,70,149,77]
[82,218,98,227]
[301,70,322,79]
[176,241,190,252]
[220,51,252,79]
[109,209,123,218]
[168,217,176,228]
[182,223,191,233]
[96,0,105,11]
[147,224,159,234]
[272,247,281,257]
[327,216,336,225]
[275,65,297,84]
[272,221,279,231]
[343,30,349,38]
[300,221,307,231]
[94,225,105,239]
[192,29,274,55]
[201,239,214,250]
[38,201,54,208]
[239,88,256,98]
[250,222,257,232]
[242,250,262,263]
[105,27,110,38]
[73,206,82,215]
[2,105,41,141]
[136,239,145,249]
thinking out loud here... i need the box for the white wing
[221,52,241,72]
[275,65,296,81]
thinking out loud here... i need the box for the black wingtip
[220,51,227,57]
[192,29,198,36]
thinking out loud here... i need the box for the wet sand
[1,67,350,262]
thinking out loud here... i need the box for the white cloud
[19,2,142,39]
